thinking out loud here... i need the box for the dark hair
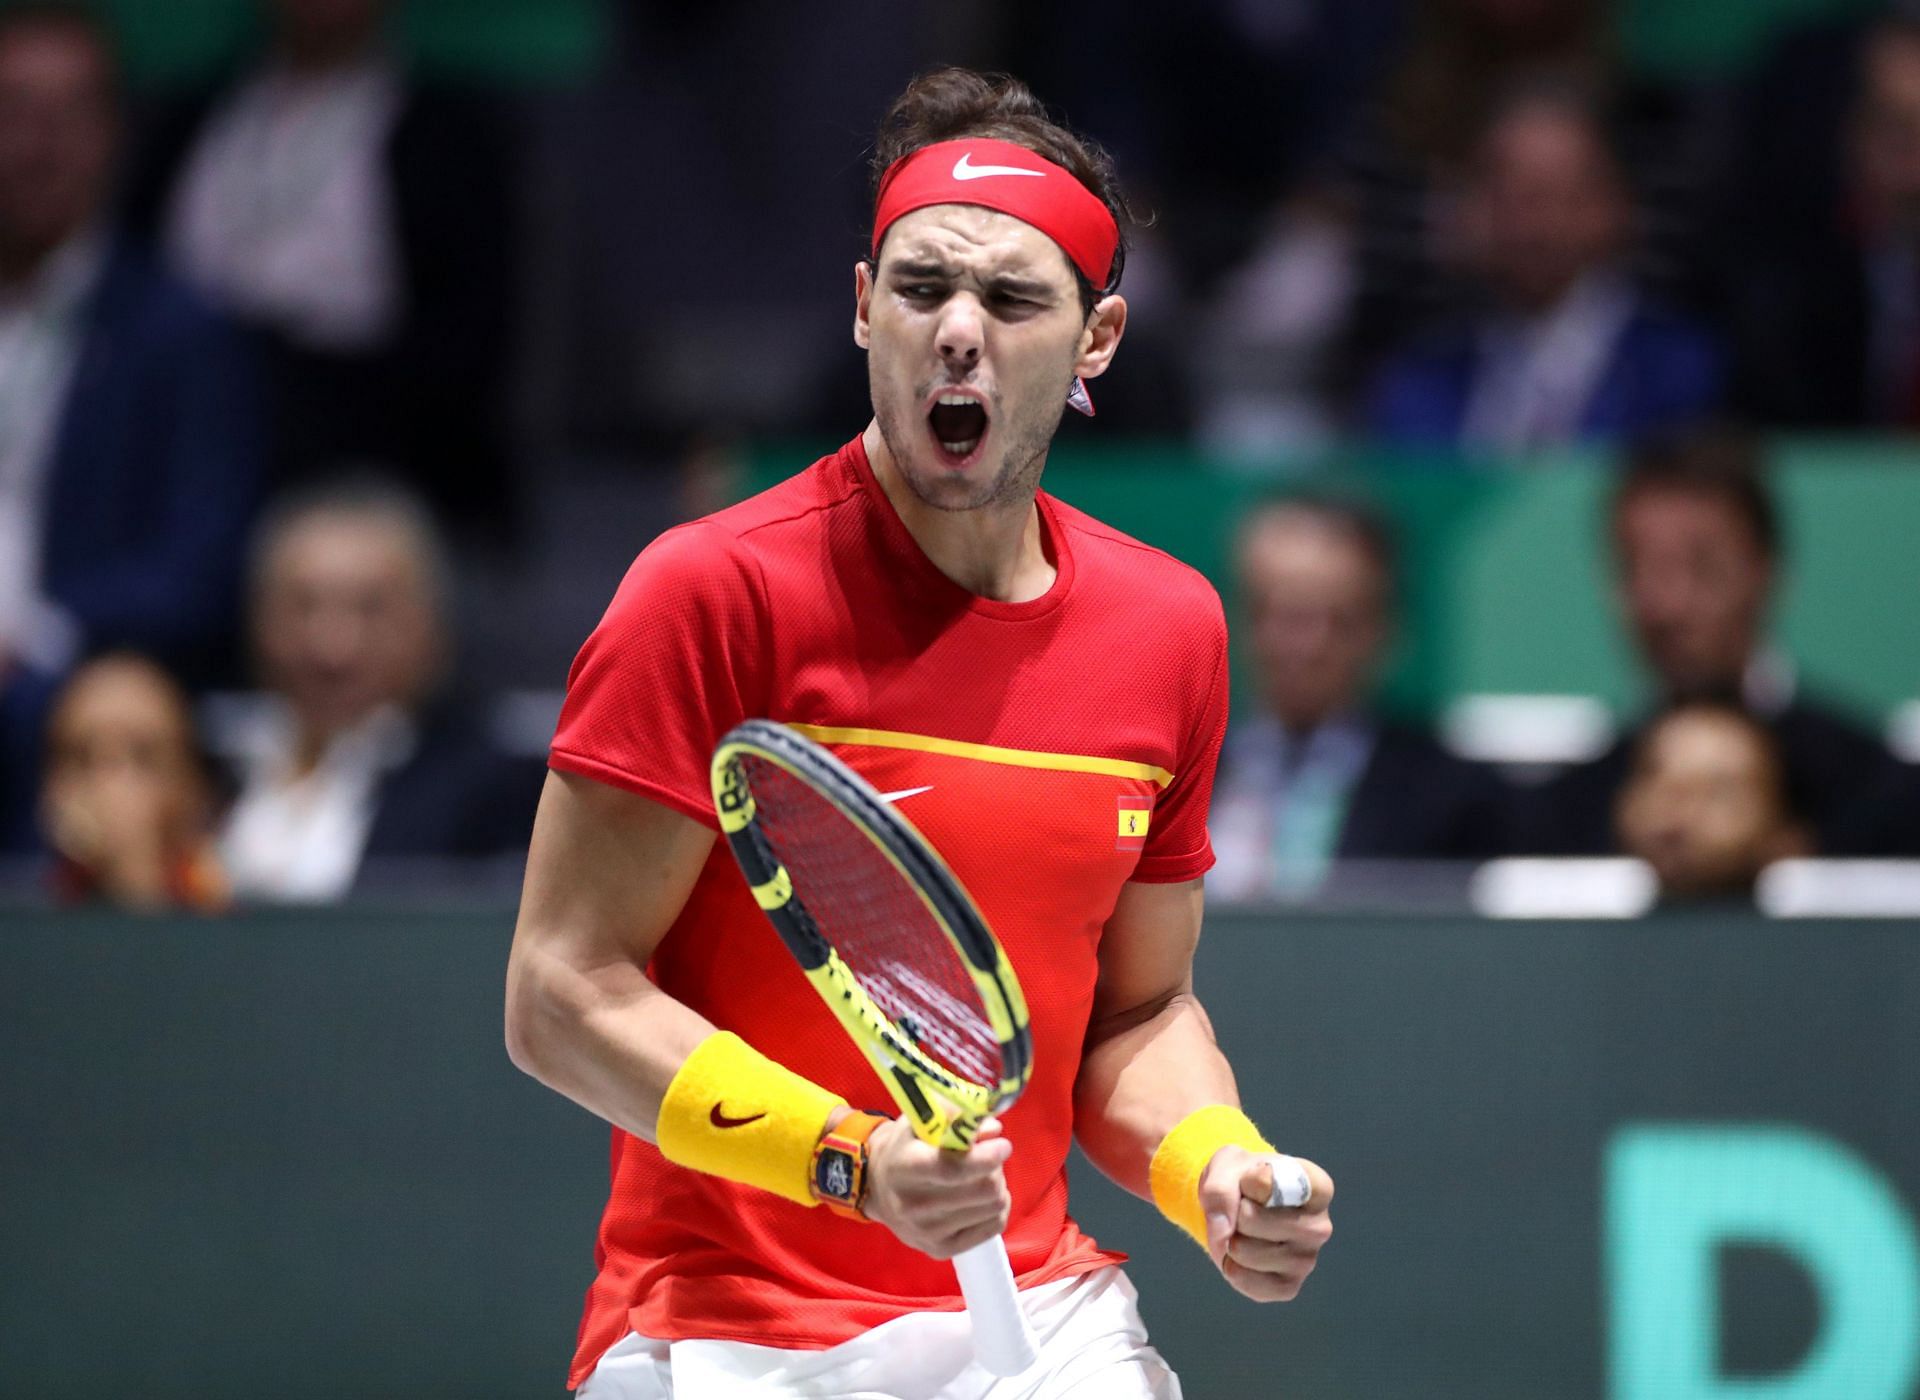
[249,473,455,620]
[867,67,1134,315]
[1239,494,1401,607]
[1614,429,1780,562]
[0,2,121,92]
[1382,0,1610,167]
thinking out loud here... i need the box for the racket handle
[953,1234,1038,1376]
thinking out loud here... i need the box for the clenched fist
[1197,1148,1334,1302]
[862,1115,1013,1259]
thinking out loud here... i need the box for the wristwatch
[810,1111,888,1220]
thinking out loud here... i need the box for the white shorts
[575,1265,1181,1400]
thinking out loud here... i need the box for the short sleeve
[1129,595,1229,884]
[548,523,768,827]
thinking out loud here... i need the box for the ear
[853,260,875,351]
[1073,293,1128,381]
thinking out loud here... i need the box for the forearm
[504,935,717,1142]
[1073,989,1241,1199]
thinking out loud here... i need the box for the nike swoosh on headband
[952,153,1047,181]
[878,785,935,803]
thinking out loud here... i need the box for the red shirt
[549,435,1228,1385]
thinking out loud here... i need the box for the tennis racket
[709,718,1038,1376]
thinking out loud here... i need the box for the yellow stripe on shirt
[785,723,1174,789]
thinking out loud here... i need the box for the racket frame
[710,718,1031,1149]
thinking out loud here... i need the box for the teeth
[937,394,976,407]
[941,439,980,456]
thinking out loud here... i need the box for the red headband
[871,138,1119,291]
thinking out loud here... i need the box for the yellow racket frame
[711,721,1030,1150]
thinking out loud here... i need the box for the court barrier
[4,906,1916,1399]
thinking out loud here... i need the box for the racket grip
[953,1234,1038,1376]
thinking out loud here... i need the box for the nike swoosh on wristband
[877,785,935,803]
[952,153,1046,181]
[709,1105,766,1129]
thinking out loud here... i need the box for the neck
[862,421,1056,604]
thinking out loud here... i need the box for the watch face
[817,1149,855,1202]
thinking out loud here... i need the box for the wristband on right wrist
[655,1030,846,1207]
[1148,1104,1276,1246]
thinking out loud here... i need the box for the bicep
[513,768,716,975]
[1090,877,1206,1029]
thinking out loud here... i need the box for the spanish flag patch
[1117,795,1152,852]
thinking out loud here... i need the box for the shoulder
[90,242,237,347]
[1369,720,1456,771]
[1368,720,1505,793]
[1047,495,1225,636]
[602,447,863,621]
[700,446,866,548]
[1778,692,1890,762]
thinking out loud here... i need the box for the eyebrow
[885,260,1060,299]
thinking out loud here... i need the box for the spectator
[218,480,542,902]
[1365,85,1722,452]
[1615,702,1808,903]
[1722,14,1920,428]
[40,653,226,911]
[0,4,264,849]
[1209,498,1510,901]
[1526,432,1898,855]
[125,0,520,543]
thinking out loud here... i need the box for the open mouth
[926,392,989,465]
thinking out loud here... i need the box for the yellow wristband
[656,1031,846,1207]
[1149,1104,1276,1246]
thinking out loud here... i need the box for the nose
[935,294,984,370]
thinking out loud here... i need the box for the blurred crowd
[2,0,1918,913]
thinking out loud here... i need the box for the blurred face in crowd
[42,656,208,854]
[856,204,1124,515]
[271,0,390,69]
[0,17,116,275]
[1615,706,1803,898]
[1237,508,1391,734]
[1462,98,1629,313]
[253,508,445,747]
[1850,27,1920,238]
[1613,487,1773,701]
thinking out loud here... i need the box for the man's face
[0,22,115,261]
[1237,514,1390,732]
[1614,489,1772,700]
[253,513,441,741]
[1850,31,1920,236]
[1464,104,1626,311]
[1615,709,1790,897]
[856,203,1120,513]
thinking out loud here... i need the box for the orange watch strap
[811,1110,888,1220]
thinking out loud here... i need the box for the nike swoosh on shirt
[952,153,1046,181]
[877,785,935,804]
[709,1105,766,1129]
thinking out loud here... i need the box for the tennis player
[506,67,1334,1398]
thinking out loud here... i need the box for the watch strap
[810,1110,888,1220]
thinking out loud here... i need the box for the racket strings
[741,756,1002,1088]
